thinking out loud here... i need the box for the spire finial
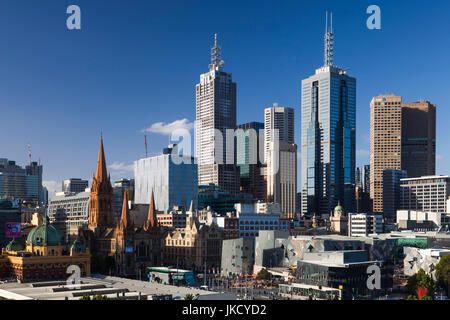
[324,11,334,66]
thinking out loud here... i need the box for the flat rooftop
[0,275,237,300]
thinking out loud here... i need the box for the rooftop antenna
[144,134,148,158]
[209,33,224,71]
[27,143,31,165]
[324,11,334,67]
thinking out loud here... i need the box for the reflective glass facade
[301,66,356,216]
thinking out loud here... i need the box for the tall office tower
[382,169,407,221]
[113,178,135,223]
[62,178,89,194]
[301,13,356,217]
[401,101,436,178]
[370,95,403,213]
[0,158,41,205]
[195,34,239,194]
[264,103,294,162]
[267,141,297,218]
[355,165,370,194]
[25,161,43,205]
[236,122,266,201]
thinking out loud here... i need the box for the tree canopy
[406,269,436,300]
[435,254,450,296]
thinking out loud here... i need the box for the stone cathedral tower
[88,136,114,230]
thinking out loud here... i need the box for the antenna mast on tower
[324,11,334,67]
[27,143,31,165]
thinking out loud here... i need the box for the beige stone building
[370,95,436,213]
[163,210,223,272]
[266,141,297,219]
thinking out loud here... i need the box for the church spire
[144,190,158,231]
[95,136,108,182]
[118,190,132,231]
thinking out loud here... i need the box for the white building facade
[134,145,198,213]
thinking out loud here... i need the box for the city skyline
[1,0,449,198]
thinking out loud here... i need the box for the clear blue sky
[1,0,449,197]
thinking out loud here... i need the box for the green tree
[184,293,195,300]
[435,254,450,296]
[256,268,272,281]
[79,295,91,300]
[92,294,108,300]
[406,269,436,300]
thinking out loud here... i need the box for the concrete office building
[62,178,89,194]
[396,210,450,231]
[370,95,403,213]
[264,103,294,163]
[235,204,283,238]
[236,122,266,201]
[301,15,356,217]
[0,158,42,205]
[348,213,383,237]
[267,141,297,219]
[400,175,450,213]
[46,190,90,242]
[195,34,239,195]
[370,96,436,213]
[134,144,198,213]
[382,169,407,221]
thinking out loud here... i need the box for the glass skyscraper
[301,13,356,217]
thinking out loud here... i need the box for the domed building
[330,202,348,235]
[0,216,90,282]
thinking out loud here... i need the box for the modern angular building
[301,14,356,217]
[236,122,266,201]
[195,34,239,195]
[134,144,198,213]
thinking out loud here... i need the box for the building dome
[334,202,344,215]
[5,237,24,251]
[26,217,63,246]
